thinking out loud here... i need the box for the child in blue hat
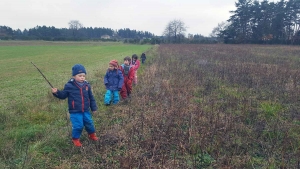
[51,64,98,147]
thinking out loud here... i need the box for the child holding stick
[51,64,98,147]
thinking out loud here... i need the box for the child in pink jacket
[131,54,140,85]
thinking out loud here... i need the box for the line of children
[50,53,144,147]
[104,55,141,104]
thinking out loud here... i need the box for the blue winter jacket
[104,69,124,91]
[53,78,98,113]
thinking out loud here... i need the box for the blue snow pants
[70,112,95,139]
[104,90,120,104]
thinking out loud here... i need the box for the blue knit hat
[72,64,86,76]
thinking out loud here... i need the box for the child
[119,56,134,100]
[131,54,140,85]
[141,52,146,64]
[51,64,98,147]
[104,60,124,105]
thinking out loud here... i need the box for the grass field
[0,41,152,168]
[1,42,300,168]
[0,41,151,110]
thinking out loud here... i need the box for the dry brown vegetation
[89,44,300,168]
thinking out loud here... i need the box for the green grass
[0,41,151,110]
[0,41,152,168]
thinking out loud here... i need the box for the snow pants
[104,90,120,104]
[70,112,95,139]
[120,77,132,99]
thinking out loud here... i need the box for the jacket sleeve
[118,70,124,89]
[88,85,98,111]
[135,60,140,70]
[53,83,69,99]
[119,66,124,73]
[104,71,108,84]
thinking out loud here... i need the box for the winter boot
[88,133,98,141]
[72,139,82,147]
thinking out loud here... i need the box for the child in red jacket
[131,54,140,85]
[120,56,135,99]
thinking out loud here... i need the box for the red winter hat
[109,60,119,68]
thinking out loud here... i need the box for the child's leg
[70,113,84,139]
[120,83,127,99]
[104,90,112,105]
[112,90,120,104]
[82,111,96,134]
[133,70,138,85]
[126,80,133,96]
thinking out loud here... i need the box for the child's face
[108,64,115,71]
[73,73,86,82]
[124,60,130,66]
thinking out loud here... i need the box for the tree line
[0,21,154,41]
[213,0,300,44]
[162,0,300,45]
[2,0,299,45]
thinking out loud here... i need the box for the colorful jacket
[120,64,134,82]
[53,78,97,113]
[131,59,140,71]
[104,69,124,91]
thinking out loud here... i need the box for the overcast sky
[2,0,238,36]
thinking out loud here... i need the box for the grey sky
[2,0,237,36]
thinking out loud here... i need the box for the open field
[137,44,300,168]
[0,41,151,110]
[1,42,300,168]
[0,41,152,168]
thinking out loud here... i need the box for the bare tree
[68,20,83,38]
[163,21,173,43]
[177,20,186,42]
[210,21,229,42]
[163,19,187,43]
